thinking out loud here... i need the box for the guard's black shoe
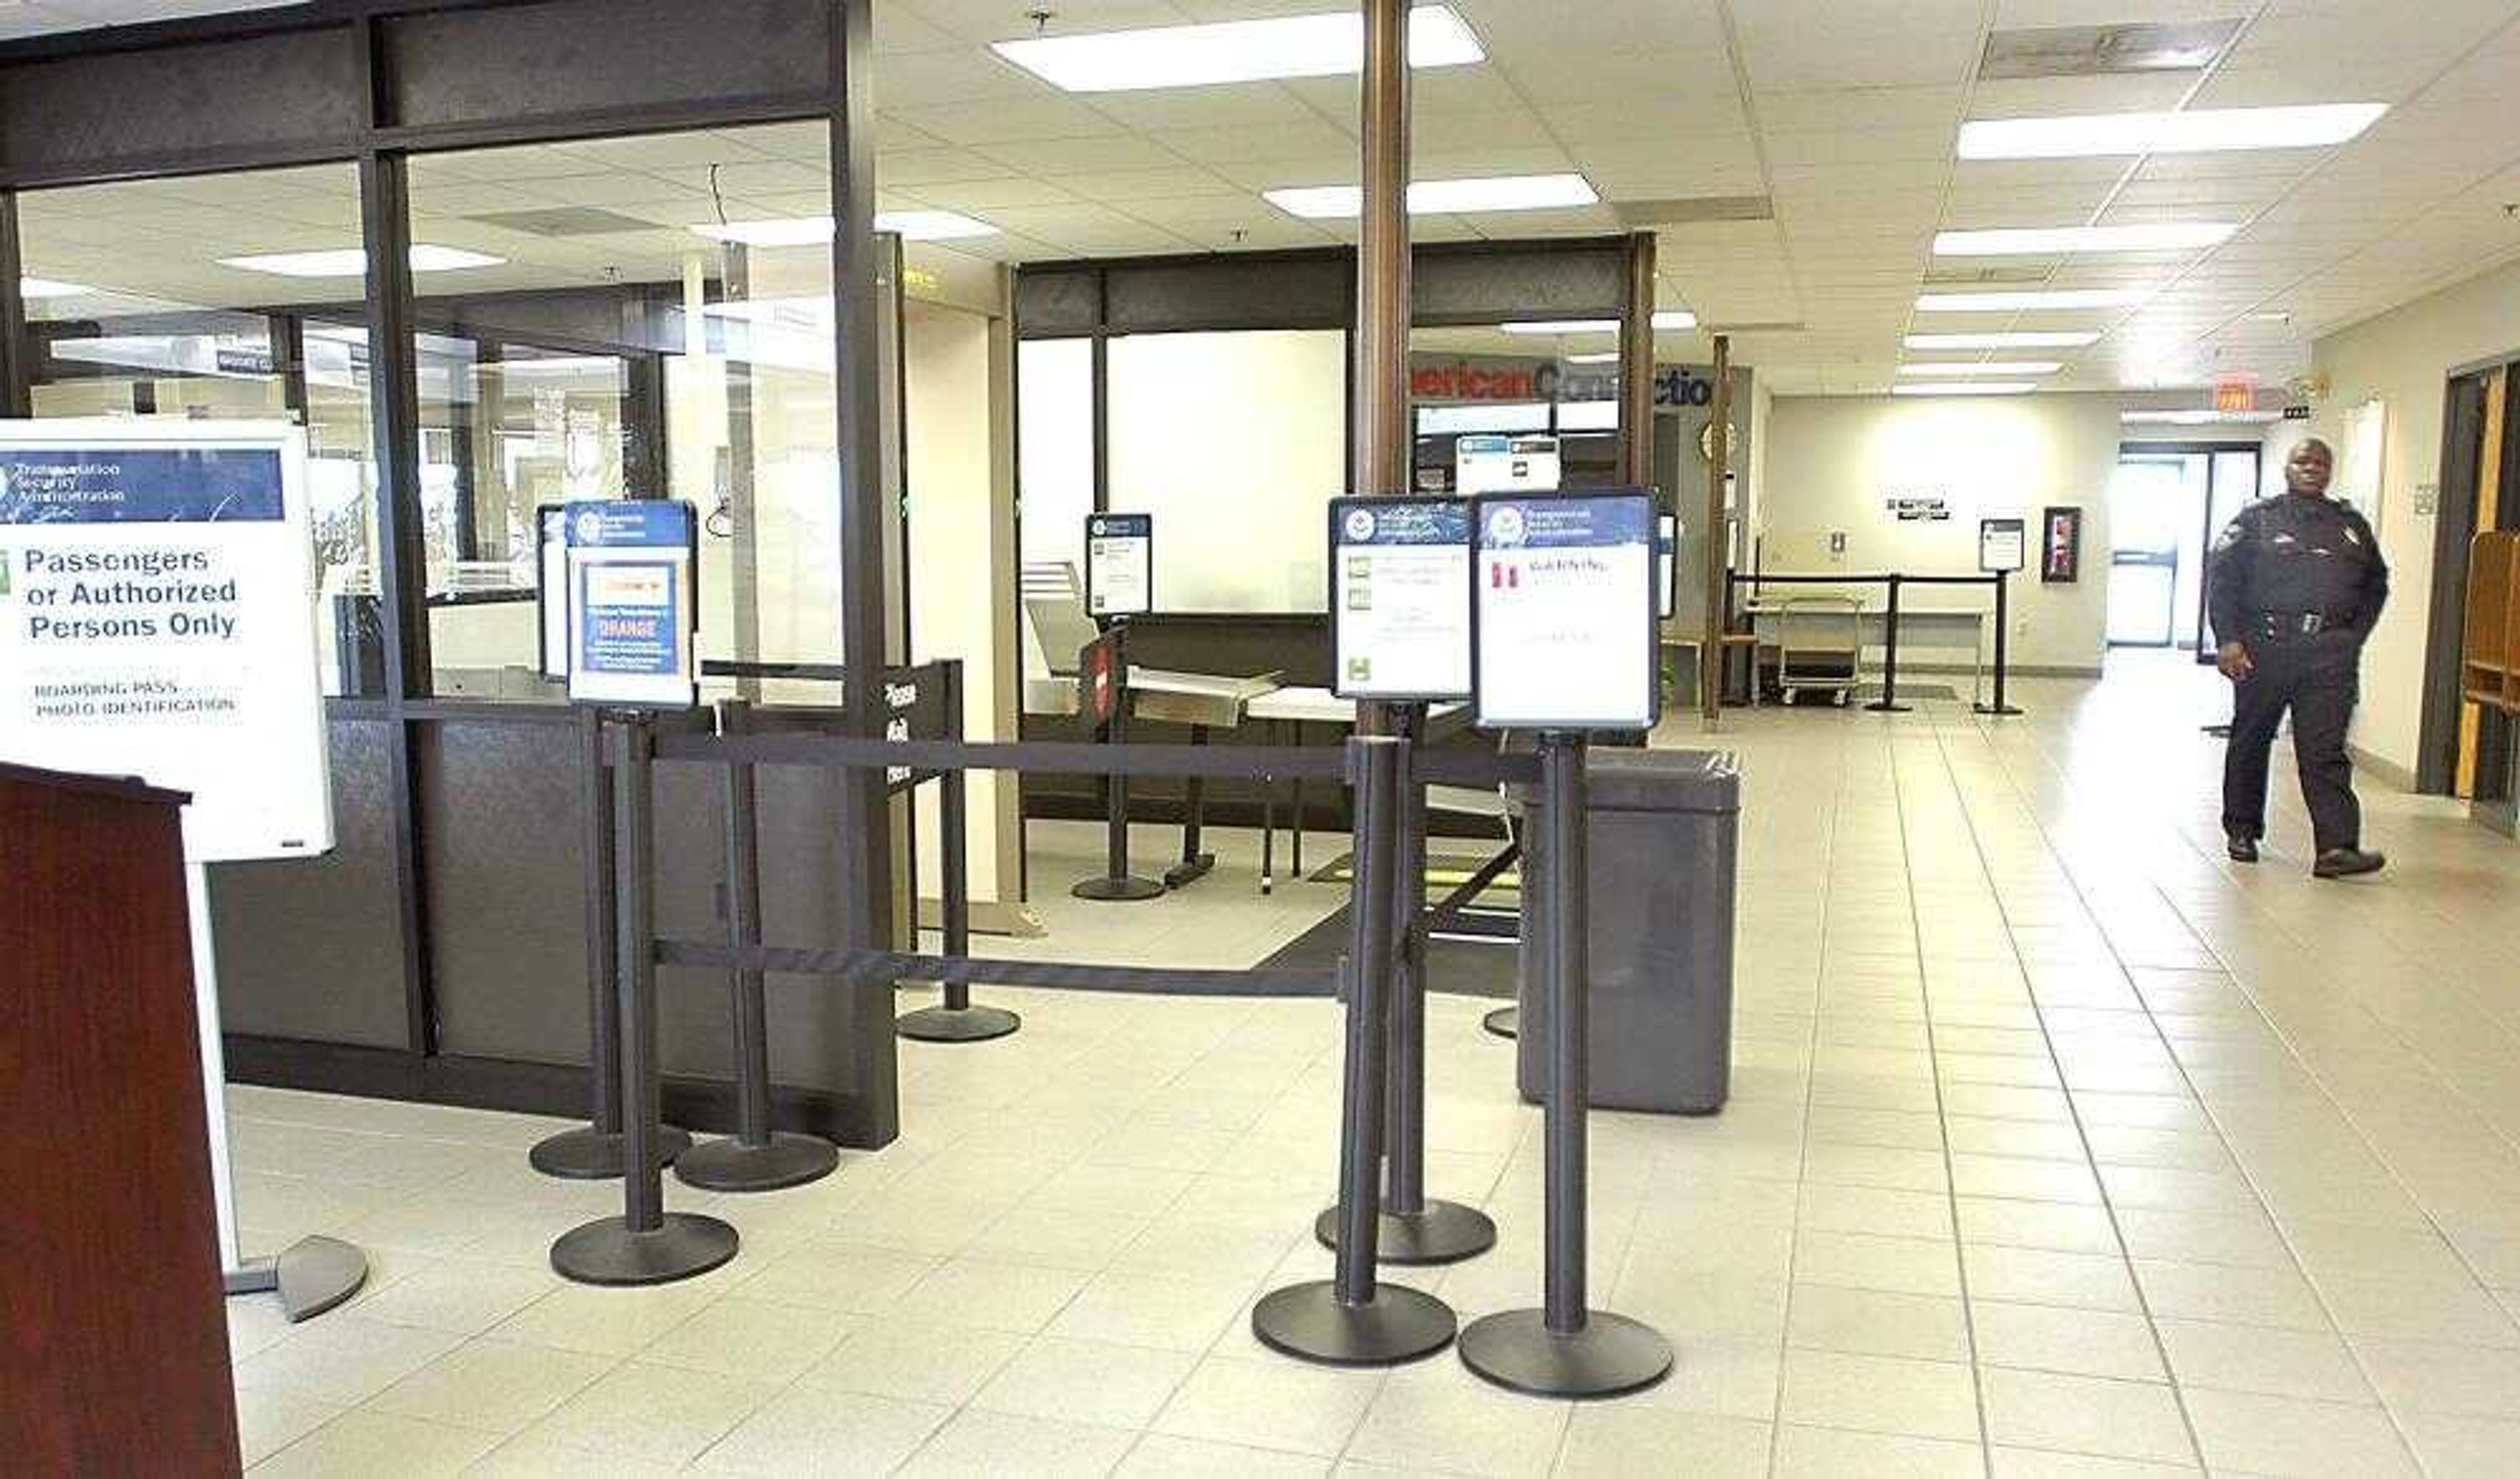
[2226,834,2259,864]
[2313,848,2386,879]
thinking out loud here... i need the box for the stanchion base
[1314,1201,1499,1266]
[1251,1280,1457,1367]
[897,1003,1022,1043]
[1458,1309,1673,1399]
[1482,1006,1519,1039]
[1164,853,1217,890]
[1862,701,1913,714]
[1973,703,2025,717]
[1071,875,1166,902]
[551,1212,739,1287]
[673,1133,839,1194]
[225,1236,369,1323]
[528,1125,694,1180]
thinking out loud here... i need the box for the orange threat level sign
[2214,378,2258,414]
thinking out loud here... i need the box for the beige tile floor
[226,654,2520,1476]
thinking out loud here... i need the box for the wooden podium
[0,762,242,1474]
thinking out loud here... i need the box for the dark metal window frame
[0,0,898,1140]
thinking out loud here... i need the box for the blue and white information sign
[1656,512,1679,620]
[1473,489,1660,732]
[0,421,333,863]
[1456,433,1561,495]
[1330,496,1473,701]
[564,499,698,709]
[1085,512,1152,617]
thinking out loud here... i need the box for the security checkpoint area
[11,2,2520,1476]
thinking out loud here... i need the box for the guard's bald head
[2288,438,2334,497]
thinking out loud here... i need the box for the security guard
[2206,437,2388,878]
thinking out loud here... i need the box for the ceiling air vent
[1979,20,2242,79]
[1610,196,1773,229]
[1923,264,2055,286]
[465,207,660,238]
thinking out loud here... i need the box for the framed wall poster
[1330,495,1474,701]
[564,499,699,710]
[1471,488,1659,732]
[1084,512,1152,617]
[2042,506,2084,583]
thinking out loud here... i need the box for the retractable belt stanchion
[532,705,694,1179]
[1318,720,1496,1264]
[1254,734,1457,1366]
[1864,573,1911,714]
[899,663,1021,1042]
[675,700,842,1192]
[1460,733,1672,1398]
[553,713,740,1286]
[1975,568,2025,717]
[1073,631,1164,902]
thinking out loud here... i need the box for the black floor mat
[1259,906,1521,1001]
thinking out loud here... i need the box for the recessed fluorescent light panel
[693,211,997,245]
[1267,173,1597,220]
[1933,224,2235,256]
[19,277,92,299]
[1917,288,2146,312]
[1497,309,1693,335]
[1566,352,1622,364]
[1893,382,2038,396]
[219,245,503,278]
[1899,362,2065,377]
[1959,104,2387,160]
[1906,331,2103,350]
[992,5,1482,93]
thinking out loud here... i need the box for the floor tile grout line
[1951,701,2432,1472]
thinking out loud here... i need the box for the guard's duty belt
[2255,610,2352,640]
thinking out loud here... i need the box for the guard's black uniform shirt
[2204,491,2389,853]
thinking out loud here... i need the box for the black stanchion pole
[1074,636,1164,902]
[1253,735,1456,1366]
[531,705,692,1179]
[1865,574,1911,713]
[1459,732,1671,1398]
[1317,726,1496,1264]
[553,714,740,1285]
[1975,570,2025,716]
[676,701,841,1192]
[900,665,1021,1041]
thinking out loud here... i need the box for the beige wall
[2306,253,2520,778]
[1760,392,2125,675]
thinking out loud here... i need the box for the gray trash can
[1515,749,1740,1115]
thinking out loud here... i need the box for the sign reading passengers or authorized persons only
[1085,512,1152,617]
[0,419,334,863]
[1330,495,1473,701]
[1472,489,1659,732]
[564,499,698,709]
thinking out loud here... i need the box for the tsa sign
[1330,497,1472,701]
[1085,512,1152,617]
[565,499,697,709]
[1473,490,1658,732]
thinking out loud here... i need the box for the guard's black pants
[2223,635,2362,854]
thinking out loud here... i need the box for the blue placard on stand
[564,500,698,709]
[1330,496,1473,701]
[1471,489,1660,732]
[1085,512,1153,617]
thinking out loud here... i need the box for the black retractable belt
[1252,735,1458,1367]
[551,713,740,1287]
[672,699,843,1194]
[530,705,694,1180]
[1458,732,1673,1398]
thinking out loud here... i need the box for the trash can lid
[1572,747,1741,813]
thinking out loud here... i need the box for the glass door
[2109,455,2191,647]
[2194,448,2263,656]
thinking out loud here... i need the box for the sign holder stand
[192,869,369,1320]
[1317,732,1497,1265]
[532,707,694,1178]
[1459,732,1672,1397]
[553,714,740,1285]
[674,700,843,1192]
[899,666,1022,1042]
[1070,628,1164,903]
[1254,735,1458,1365]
